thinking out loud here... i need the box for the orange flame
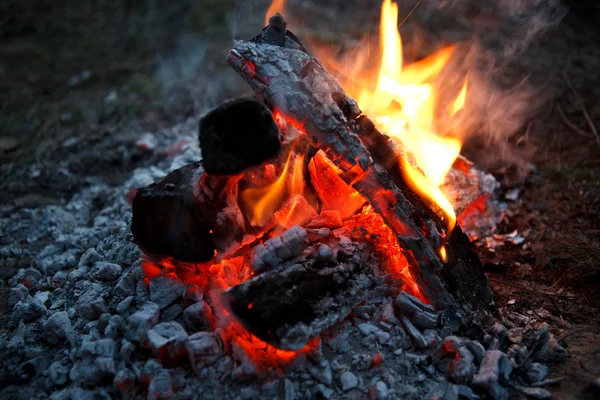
[242,144,306,227]
[451,78,468,117]
[265,0,285,26]
[345,0,466,244]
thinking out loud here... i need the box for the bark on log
[227,16,493,313]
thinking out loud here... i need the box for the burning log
[227,14,493,312]
[222,241,376,350]
[199,97,282,175]
[131,163,246,262]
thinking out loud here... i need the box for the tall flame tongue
[242,141,306,227]
[352,0,466,250]
[265,0,286,26]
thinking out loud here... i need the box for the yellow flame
[352,0,465,237]
[242,148,305,227]
[265,0,285,26]
[451,78,468,117]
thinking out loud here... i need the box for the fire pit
[1,1,580,399]
[127,3,564,398]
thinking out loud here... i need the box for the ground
[1,0,599,398]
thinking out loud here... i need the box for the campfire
[3,1,586,399]
[133,0,494,367]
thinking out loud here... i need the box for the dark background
[1,1,599,397]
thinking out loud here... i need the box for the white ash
[0,119,566,399]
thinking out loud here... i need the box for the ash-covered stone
[104,315,125,339]
[308,361,332,385]
[127,302,160,343]
[43,311,75,344]
[433,336,476,384]
[340,371,358,391]
[527,363,550,383]
[147,321,188,364]
[8,284,29,307]
[284,379,296,400]
[75,282,108,320]
[183,300,213,332]
[11,299,46,324]
[472,350,513,400]
[369,381,389,400]
[520,387,552,399]
[91,261,122,281]
[149,276,185,310]
[115,296,134,314]
[186,332,223,374]
[160,302,184,322]
[465,340,486,366]
[114,273,136,299]
[48,361,70,386]
[315,244,337,264]
[113,368,136,396]
[148,370,173,400]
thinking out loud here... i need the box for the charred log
[131,163,246,262]
[222,242,376,350]
[199,97,281,175]
[227,16,493,313]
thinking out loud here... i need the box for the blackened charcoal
[199,97,281,174]
[131,162,215,262]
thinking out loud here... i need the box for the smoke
[288,0,566,169]
[427,0,566,168]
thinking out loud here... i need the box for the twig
[398,0,422,27]
[555,102,593,138]
[531,376,569,387]
[562,70,600,146]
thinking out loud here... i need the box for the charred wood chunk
[443,225,495,312]
[199,97,281,175]
[132,162,215,262]
[223,245,375,350]
[131,163,246,262]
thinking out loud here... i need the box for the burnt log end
[131,162,216,262]
[199,97,281,175]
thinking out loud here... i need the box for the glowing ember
[353,206,425,301]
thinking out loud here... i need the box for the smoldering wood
[131,163,246,262]
[250,224,308,274]
[227,17,494,312]
[199,97,281,175]
[222,243,376,351]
